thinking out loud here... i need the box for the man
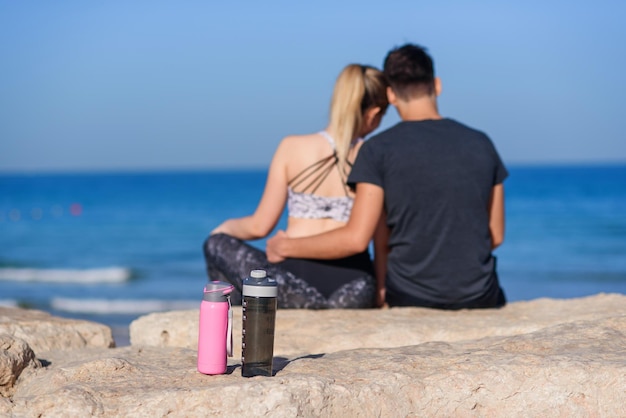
[267,43,507,309]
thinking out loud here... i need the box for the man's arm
[266,183,384,262]
[373,211,389,307]
[489,183,505,249]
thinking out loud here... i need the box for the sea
[1,165,625,346]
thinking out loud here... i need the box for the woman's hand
[266,230,288,263]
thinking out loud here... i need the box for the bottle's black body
[241,269,277,377]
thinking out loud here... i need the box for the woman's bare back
[280,132,362,238]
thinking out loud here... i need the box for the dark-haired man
[267,44,508,309]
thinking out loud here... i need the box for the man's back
[348,118,508,308]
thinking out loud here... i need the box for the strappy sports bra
[287,131,356,223]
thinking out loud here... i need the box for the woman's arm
[373,211,389,308]
[211,139,290,240]
[488,183,505,249]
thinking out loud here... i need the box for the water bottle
[241,269,277,377]
[197,281,234,375]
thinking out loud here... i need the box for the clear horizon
[2,1,625,173]
[2,156,625,176]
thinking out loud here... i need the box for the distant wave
[0,267,132,284]
[51,298,198,314]
[0,300,18,308]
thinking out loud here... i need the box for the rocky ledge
[2,293,625,417]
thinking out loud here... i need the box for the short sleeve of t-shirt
[347,140,383,191]
[488,139,508,185]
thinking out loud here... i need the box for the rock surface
[130,293,626,356]
[0,334,39,397]
[0,307,115,353]
[2,294,626,417]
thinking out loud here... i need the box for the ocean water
[1,165,625,345]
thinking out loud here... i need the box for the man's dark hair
[383,43,435,100]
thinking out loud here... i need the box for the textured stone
[9,314,626,417]
[0,307,115,352]
[3,294,626,417]
[130,293,626,356]
[0,334,40,397]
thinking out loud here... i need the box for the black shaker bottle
[241,269,277,377]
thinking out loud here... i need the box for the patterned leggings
[203,233,376,309]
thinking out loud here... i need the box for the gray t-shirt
[348,118,508,308]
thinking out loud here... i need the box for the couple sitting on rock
[204,43,508,310]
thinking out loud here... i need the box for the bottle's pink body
[197,299,229,375]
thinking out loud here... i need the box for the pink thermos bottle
[197,281,234,375]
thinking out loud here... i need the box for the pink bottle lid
[203,281,234,302]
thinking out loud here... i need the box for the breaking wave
[0,267,132,284]
[50,297,198,314]
[0,300,18,308]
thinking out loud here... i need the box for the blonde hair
[327,64,388,166]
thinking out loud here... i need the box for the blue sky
[1,1,625,172]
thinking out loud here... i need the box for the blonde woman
[204,64,389,308]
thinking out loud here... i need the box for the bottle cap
[202,281,235,302]
[243,269,278,298]
[250,269,266,279]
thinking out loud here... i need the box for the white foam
[0,300,18,308]
[51,297,198,314]
[0,267,131,284]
